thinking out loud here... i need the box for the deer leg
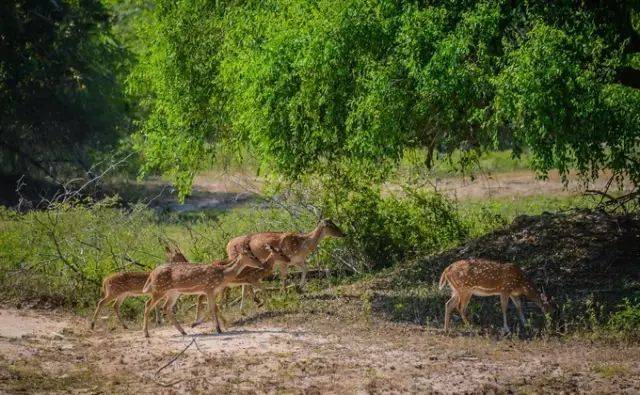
[217,291,228,328]
[239,285,246,314]
[206,290,222,334]
[164,293,186,336]
[113,295,128,330]
[143,294,165,338]
[191,294,207,328]
[510,296,526,328]
[444,293,459,332]
[298,262,308,290]
[500,293,511,334]
[252,283,264,307]
[458,292,472,327]
[154,301,164,325]
[90,295,113,330]
[164,294,187,336]
[279,264,288,292]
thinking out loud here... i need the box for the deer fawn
[226,218,345,292]
[89,245,191,330]
[141,248,289,337]
[439,258,551,333]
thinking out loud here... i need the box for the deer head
[319,218,346,238]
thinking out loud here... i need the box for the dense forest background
[1,0,639,199]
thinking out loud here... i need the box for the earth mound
[376,210,640,328]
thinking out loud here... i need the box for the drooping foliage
[0,0,132,183]
[133,0,640,196]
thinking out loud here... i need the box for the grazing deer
[439,258,551,333]
[89,244,192,330]
[141,248,290,337]
[226,218,345,292]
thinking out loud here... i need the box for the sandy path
[144,168,629,213]
[386,170,630,200]
[1,306,639,393]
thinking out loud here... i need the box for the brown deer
[439,258,551,333]
[191,241,299,326]
[226,219,345,292]
[141,248,290,337]
[89,244,192,330]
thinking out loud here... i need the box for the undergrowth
[1,189,637,340]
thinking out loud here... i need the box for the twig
[155,338,196,375]
[148,376,184,387]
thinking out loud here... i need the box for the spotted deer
[439,258,551,333]
[226,218,345,293]
[141,248,290,337]
[89,244,193,330]
[191,242,297,326]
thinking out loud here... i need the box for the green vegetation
[1,0,639,341]
[0,200,316,309]
[396,149,532,180]
[132,0,640,197]
[1,188,638,339]
[592,363,630,378]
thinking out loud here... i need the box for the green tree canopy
[133,0,640,197]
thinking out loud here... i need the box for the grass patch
[592,363,629,378]
[396,149,532,180]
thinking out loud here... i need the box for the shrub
[336,187,468,271]
[607,298,640,336]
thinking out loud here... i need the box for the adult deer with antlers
[226,218,345,293]
[141,247,289,337]
[439,258,551,333]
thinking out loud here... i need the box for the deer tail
[438,266,450,290]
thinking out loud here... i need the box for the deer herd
[90,218,551,337]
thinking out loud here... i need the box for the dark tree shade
[0,0,130,183]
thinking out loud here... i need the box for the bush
[0,200,165,308]
[336,187,468,271]
[608,298,640,336]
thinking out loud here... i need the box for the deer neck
[301,224,324,255]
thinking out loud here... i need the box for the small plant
[607,298,640,337]
[592,363,629,378]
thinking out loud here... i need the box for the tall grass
[0,200,316,310]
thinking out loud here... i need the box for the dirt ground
[1,306,639,394]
